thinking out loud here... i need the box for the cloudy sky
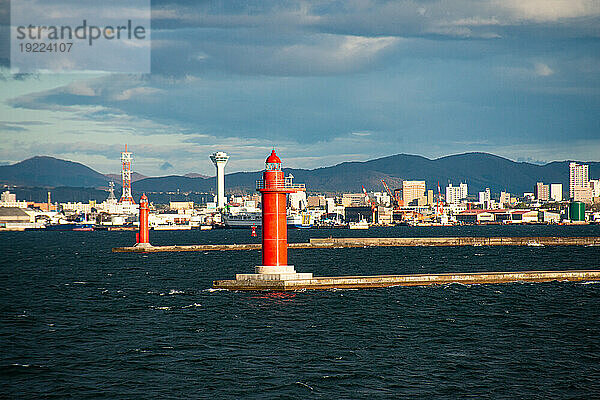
[1,0,599,176]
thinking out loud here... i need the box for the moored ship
[223,211,314,229]
[223,211,262,228]
[45,222,94,231]
[287,212,313,228]
[348,219,369,229]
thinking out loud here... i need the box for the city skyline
[1,1,599,176]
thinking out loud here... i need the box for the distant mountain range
[2,153,599,197]
[102,172,208,182]
[104,172,148,183]
[0,156,110,187]
[131,152,600,195]
[183,172,210,179]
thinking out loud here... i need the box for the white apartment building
[459,183,468,199]
[569,162,589,198]
[500,191,511,207]
[478,188,491,207]
[373,192,391,206]
[289,191,307,210]
[446,184,465,204]
[550,183,563,202]
[590,179,600,198]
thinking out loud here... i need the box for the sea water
[1,226,600,398]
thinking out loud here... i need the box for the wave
[1,363,49,374]
[159,289,185,296]
[295,381,314,391]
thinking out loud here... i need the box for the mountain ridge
[0,156,110,188]
[104,172,148,183]
[1,153,599,196]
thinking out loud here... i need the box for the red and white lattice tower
[119,144,135,204]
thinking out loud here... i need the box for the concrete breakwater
[213,270,600,291]
[308,236,600,247]
[113,243,262,252]
[112,236,600,252]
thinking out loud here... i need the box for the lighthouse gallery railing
[256,179,305,190]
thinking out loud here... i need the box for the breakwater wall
[308,236,600,247]
[113,236,600,252]
[213,269,600,291]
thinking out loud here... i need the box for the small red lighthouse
[238,150,311,280]
[136,193,151,247]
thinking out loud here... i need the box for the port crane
[362,185,378,223]
[380,179,403,208]
[379,179,431,224]
[436,181,444,218]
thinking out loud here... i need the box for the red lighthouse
[136,193,150,247]
[241,150,311,280]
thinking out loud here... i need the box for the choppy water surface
[2,226,600,398]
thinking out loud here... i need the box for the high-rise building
[341,193,365,207]
[209,151,229,209]
[325,198,336,213]
[574,187,593,204]
[590,179,600,198]
[460,183,468,200]
[288,191,307,210]
[500,191,511,207]
[550,183,563,202]
[478,188,491,208]
[402,181,426,206]
[535,182,550,202]
[446,184,462,204]
[373,192,391,206]
[569,162,589,199]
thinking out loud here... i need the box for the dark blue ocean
[2,225,600,398]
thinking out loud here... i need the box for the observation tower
[209,152,229,209]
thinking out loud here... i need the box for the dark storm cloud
[3,0,600,168]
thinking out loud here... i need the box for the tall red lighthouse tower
[237,150,312,281]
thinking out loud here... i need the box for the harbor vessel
[223,211,313,229]
[287,212,313,228]
[45,222,94,231]
[152,223,192,230]
[223,211,262,228]
[348,219,369,230]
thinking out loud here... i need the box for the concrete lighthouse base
[235,265,313,281]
